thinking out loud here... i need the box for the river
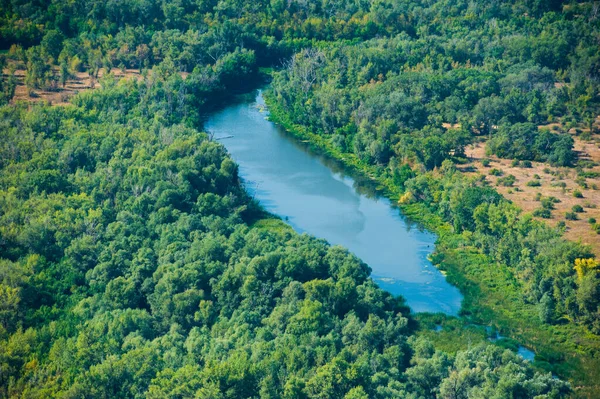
[205,91,463,315]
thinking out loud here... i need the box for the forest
[1,0,599,398]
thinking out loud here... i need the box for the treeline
[0,0,413,50]
[0,60,570,397]
[0,0,414,99]
[269,2,600,332]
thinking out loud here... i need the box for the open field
[461,124,600,255]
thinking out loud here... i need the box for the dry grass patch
[5,66,144,106]
[462,134,600,255]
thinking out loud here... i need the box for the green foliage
[2,0,599,395]
[0,56,568,399]
[497,174,516,187]
[266,2,600,390]
[565,212,578,221]
[533,208,552,219]
[487,124,576,167]
[0,56,16,105]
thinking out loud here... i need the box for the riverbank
[263,91,600,398]
[206,90,462,314]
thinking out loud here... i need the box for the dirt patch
[5,66,144,106]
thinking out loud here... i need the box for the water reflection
[205,90,463,315]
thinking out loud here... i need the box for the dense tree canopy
[0,63,570,399]
[1,0,599,397]
[268,0,600,336]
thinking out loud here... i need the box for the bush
[497,174,516,187]
[489,168,503,176]
[541,198,555,210]
[481,158,491,167]
[581,131,592,141]
[522,160,532,168]
[565,212,578,220]
[575,176,588,188]
[511,159,520,167]
[527,180,541,187]
[573,190,584,198]
[533,208,552,218]
[552,181,567,188]
[588,218,597,224]
[572,205,584,213]
[535,192,542,201]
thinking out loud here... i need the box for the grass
[264,92,600,398]
[250,217,294,233]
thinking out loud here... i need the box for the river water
[205,91,463,315]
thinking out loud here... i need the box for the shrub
[565,212,578,220]
[497,174,516,187]
[522,160,532,168]
[572,205,584,213]
[481,158,491,167]
[527,180,541,187]
[541,198,555,210]
[575,176,588,188]
[588,218,597,224]
[489,168,503,176]
[535,192,542,201]
[552,181,567,188]
[573,190,584,198]
[533,208,552,218]
[580,131,592,141]
[511,159,520,167]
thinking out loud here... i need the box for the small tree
[59,60,70,88]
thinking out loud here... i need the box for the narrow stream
[206,91,464,315]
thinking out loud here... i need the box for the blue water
[205,91,463,315]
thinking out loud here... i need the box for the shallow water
[205,91,463,315]
[487,328,536,361]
